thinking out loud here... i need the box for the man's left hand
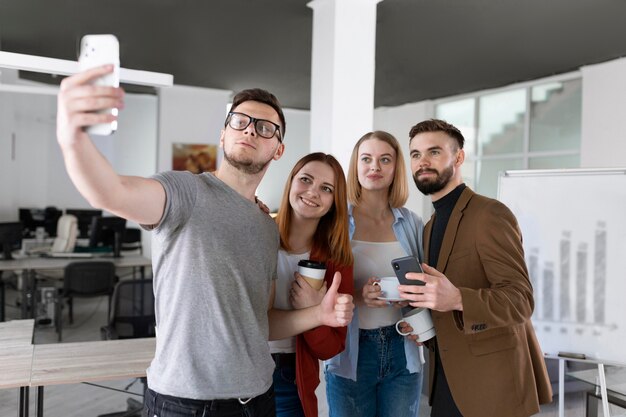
[398,263,463,312]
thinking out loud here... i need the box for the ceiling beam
[0,51,173,87]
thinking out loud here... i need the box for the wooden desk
[0,345,34,390]
[0,319,35,417]
[31,338,155,386]
[0,254,152,319]
[31,338,156,417]
[0,319,34,347]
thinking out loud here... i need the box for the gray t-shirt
[145,171,278,400]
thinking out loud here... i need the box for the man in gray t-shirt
[56,68,354,417]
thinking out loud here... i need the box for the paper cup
[297,260,326,290]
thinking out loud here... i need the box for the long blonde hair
[347,131,409,208]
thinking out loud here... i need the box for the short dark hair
[228,88,286,139]
[409,119,464,150]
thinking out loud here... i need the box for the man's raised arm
[57,65,165,225]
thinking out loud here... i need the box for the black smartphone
[391,255,425,286]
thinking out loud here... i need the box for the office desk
[31,338,156,417]
[0,319,34,347]
[0,345,34,389]
[0,254,152,319]
[0,319,36,417]
[568,367,626,417]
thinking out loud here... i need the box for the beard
[413,164,454,195]
[223,148,273,175]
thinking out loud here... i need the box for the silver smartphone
[391,255,425,286]
[78,34,120,136]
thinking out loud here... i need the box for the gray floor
[0,283,602,417]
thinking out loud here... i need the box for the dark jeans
[143,386,275,417]
[271,353,304,417]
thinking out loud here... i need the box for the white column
[308,0,383,170]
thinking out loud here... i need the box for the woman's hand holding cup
[290,272,327,309]
[362,277,390,308]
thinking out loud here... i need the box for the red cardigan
[295,261,353,417]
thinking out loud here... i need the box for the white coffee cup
[297,260,327,290]
[372,276,402,300]
[395,308,436,342]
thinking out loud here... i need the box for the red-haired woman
[272,152,354,417]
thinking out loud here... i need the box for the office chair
[121,228,143,255]
[99,278,155,417]
[51,214,78,253]
[55,261,116,342]
[101,278,155,340]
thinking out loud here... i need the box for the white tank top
[352,240,405,329]
[268,249,310,353]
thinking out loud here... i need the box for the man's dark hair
[228,88,286,139]
[409,119,464,150]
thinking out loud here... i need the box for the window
[435,77,581,198]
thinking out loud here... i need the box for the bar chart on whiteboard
[498,169,626,365]
[527,222,614,333]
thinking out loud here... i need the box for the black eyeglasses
[225,112,282,142]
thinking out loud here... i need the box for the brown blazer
[424,187,552,417]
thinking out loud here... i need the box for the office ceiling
[1,0,626,109]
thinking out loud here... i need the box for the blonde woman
[325,131,424,417]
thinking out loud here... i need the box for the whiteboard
[498,168,626,365]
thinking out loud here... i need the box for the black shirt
[428,183,466,417]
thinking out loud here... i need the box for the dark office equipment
[43,207,63,237]
[65,209,103,238]
[121,228,143,254]
[101,279,155,339]
[88,216,127,258]
[100,279,155,417]
[19,208,46,237]
[55,261,117,341]
[0,222,23,260]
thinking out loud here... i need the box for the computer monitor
[65,209,103,238]
[0,222,23,260]
[88,216,127,257]
[18,207,62,238]
[43,207,63,237]
[18,208,46,238]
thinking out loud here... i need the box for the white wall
[374,101,435,219]
[157,84,231,172]
[0,89,158,254]
[581,57,626,167]
[0,91,158,217]
[3,55,626,243]
[46,94,158,210]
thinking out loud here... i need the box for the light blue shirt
[325,205,425,380]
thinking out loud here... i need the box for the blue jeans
[143,386,275,417]
[325,325,422,417]
[272,354,305,417]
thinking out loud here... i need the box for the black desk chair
[101,278,155,339]
[99,278,155,417]
[121,228,143,255]
[55,261,116,342]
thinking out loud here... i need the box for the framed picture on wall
[172,143,217,174]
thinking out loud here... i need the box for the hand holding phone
[391,256,425,286]
[78,34,120,136]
